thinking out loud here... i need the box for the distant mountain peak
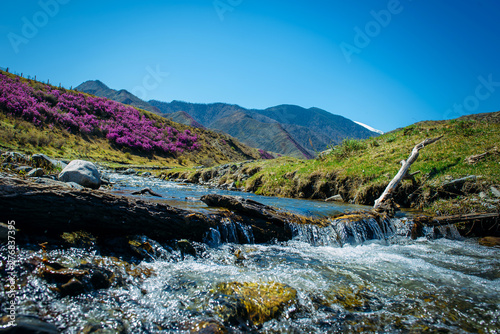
[83,79,107,86]
[76,80,160,114]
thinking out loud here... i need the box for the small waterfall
[290,215,466,247]
[203,218,255,246]
[205,227,222,247]
[290,216,418,247]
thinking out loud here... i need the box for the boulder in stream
[58,160,101,189]
[213,281,297,326]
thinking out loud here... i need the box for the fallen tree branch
[374,136,443,211]
[464,146,498,164]
[131,187,162,197]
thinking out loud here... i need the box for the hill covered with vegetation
[163,113,500,215]
[0,71,261,167]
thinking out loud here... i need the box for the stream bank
[1,166,499,333]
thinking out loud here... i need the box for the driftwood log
[131,187,163,197]
[0,177,320,244]
[374,136,443,211]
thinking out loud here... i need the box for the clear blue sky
[1,0,499,132]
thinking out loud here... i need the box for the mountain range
[76,80,379,158]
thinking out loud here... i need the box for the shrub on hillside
[330,138,367,159]
[0,73,199,154]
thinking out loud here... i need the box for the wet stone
[191,320,228,334]
[59,277,85,297]
[478,236,500,248]
[213,281,297,326]
[0,315,59,334]
[177,239,198,257]
[123,168,138,175]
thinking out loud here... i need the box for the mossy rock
[61,231,97,248]
[191,319,228,334]
[322,286,383,312]
[478,236,500,248]
[214,281,297,326]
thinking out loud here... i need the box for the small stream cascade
[205,215,463,248]
[204,218,255,247]
[1,173,495,333]
[289,216,396,247]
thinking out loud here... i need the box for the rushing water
[1,173,499,333]
[106,172,371,217]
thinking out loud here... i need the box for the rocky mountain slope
[149,100,378,159]
[76,80,378,159]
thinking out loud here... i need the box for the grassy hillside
[163,114,500,214]
[0,71,260,167]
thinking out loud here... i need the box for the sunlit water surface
[2,173,499,333]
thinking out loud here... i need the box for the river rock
[1,151,29,163]
[177,239,197,257]
[31,153,67,170]
[27,168,44,177]
[58,160,101,189]
[32,178,79,188]
[215,281,297,326]
[66,182,84,190]
[491,186,500,198]
[0,315,60,334]
[15,165,33,173]
[441,175,477,193]
[123,168,138,175]
[478,236,500,248]
[191,320,227,334]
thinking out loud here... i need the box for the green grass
[163,115,500,214]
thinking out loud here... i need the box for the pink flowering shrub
[0,73,198,153]
[258,149,275,159]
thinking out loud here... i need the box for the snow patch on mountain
[354,121,384,134]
